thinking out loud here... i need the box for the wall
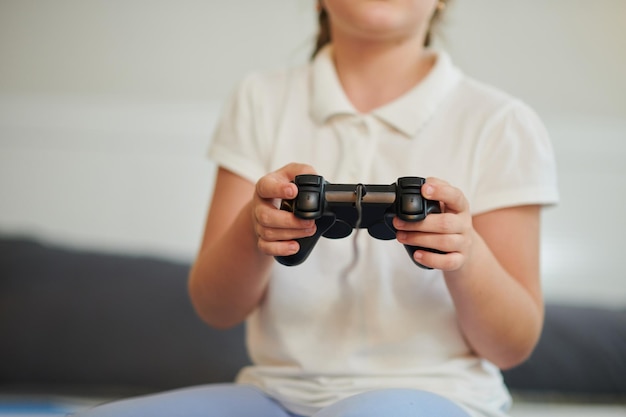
[0,0,316,259]
[1,0,625,306]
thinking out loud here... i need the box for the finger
[422,178,468,214]
[413,249,464,271]
[393,212,461,234]
[256,174,297,201]
[396,230,464,254]
[256,163,317,200]
[257,239,300,257]
[255,200,311,226]
[253,203,316,243]
[256,223,316,243]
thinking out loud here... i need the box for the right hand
[252,163,318,257]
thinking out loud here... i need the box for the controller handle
[274,215,335,266]
[275,175,335,266]
[383,177,446,269]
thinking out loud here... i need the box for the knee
[314,389,470,417]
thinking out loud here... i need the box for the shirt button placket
[361,116,378,182]
[350,116,371,180]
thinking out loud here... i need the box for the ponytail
[311,5,331,59]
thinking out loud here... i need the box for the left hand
[393,177,474,271]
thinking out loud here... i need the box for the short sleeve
[470,100,560,215]
[207,73,270,184]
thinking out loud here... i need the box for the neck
[331,36,435,113]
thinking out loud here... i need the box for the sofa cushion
[0,236,250,396]
[503,303,626,397]
[2,236,624,399]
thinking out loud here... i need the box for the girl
[78,1,558,416]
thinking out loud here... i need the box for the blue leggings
[72,384,471,417]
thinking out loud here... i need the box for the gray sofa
[1,236,624,413]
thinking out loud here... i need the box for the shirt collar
[310,45,462,137]
[310,45,355,122]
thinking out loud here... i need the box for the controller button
[399,177,425,188]
[297,175,322,186]
[297,191,320,212]
[401,194,423,215]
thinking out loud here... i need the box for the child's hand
[393,178,474,271]
[252,163,318,257]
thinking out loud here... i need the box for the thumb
[256,163,317,200]
[422,178,467,214]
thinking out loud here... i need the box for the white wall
[1,0,625,306]
[442,1,626,307]
[0,0,317,259]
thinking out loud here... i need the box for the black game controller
[275,175,444,268]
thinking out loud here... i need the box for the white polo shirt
[208,46,559,417]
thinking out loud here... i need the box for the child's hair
[311,1,449,58]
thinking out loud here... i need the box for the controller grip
[409,198,444,269]
[404,245,447,270]
[274,237,317,266]
[384,198,444,269]
[275,215,336,266]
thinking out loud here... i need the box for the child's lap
[72,383,470,417]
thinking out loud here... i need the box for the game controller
[275,175,444,268]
